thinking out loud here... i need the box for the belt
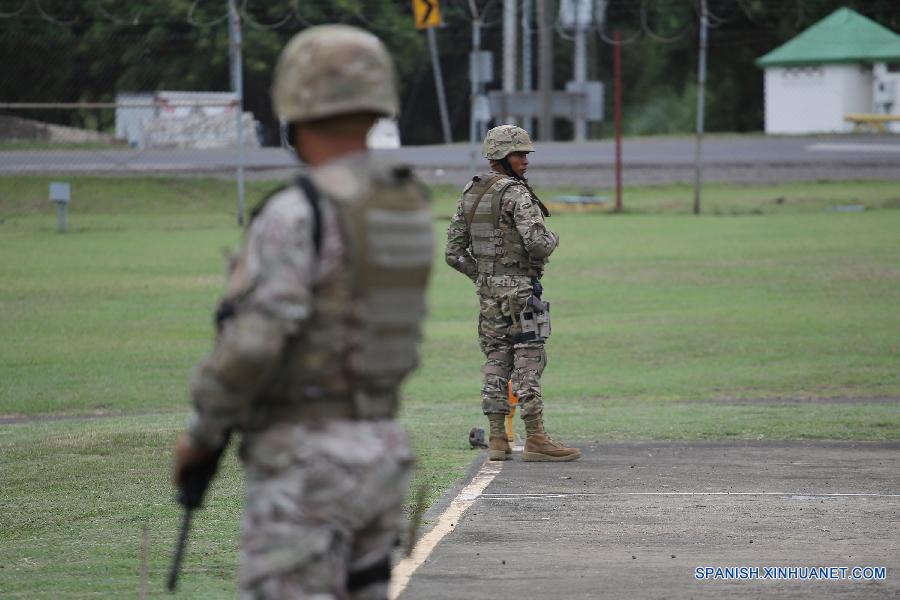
[479,274,531,286]
[297,387,399,421]
[495,265,540,276]
[476,262,541,277]
[293,398,359,421]
[249,395,395,427]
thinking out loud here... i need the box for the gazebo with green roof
[756,8,900,134]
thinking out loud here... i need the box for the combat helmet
[482,125,535,160]
[272,25,399,124]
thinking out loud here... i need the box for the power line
[640,0,691,43]
[596,24,642,45]
[0,0,27,19]
[33,0,79,25]
[240,0,292,30]
[95,3,143,26]
[1,0,897,48]
[187,0,229,27]
[290,0,318,28]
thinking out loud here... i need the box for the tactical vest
[249,164,434,427]
[462,172,547,277]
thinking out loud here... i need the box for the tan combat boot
[487,413,512,461]
[523,414,581,462]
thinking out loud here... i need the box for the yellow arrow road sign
[412,0,441,30]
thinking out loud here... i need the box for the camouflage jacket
[186,153,432,450]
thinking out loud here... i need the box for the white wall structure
[840,65,875,119]
[763,64,900,135]
[114,91,259,148]
[873,63,900,132]
[115,93,155,147]
[757,8,900,135]
[764,65,879,134]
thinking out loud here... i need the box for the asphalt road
[1,135,898,186]
[397,440,900,599]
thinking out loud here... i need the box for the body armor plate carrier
[250,165,434,427]
[462,172,546,277]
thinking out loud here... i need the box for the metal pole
[573,0,588,141]
[537,0,554,141]
[692,0,708,216]
[614,31,622,212]
[468,0,482,172]
[56,203,68,233]
[522,0,534,134]
[503,0,517,125]
[228,0,246,227]
[427,28,453,144]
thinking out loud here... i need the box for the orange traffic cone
[505,381,519,443]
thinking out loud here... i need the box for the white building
[756,8,900,134]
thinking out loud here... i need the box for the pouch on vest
[518,296,551,341]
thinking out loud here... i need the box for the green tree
[3,0,899,142]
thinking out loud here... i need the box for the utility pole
[693,0,708,215]
[572,0,588,141]
[427,27,453,144]
[537,0,554,141]
[502,0,517,125]
[521,0,534,134]
[227,0,245,226]
[614,31,622,212]
[468,0,483,172]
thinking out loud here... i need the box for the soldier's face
[507,151,529,178]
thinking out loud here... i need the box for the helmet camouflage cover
[482,125,535,160]
[272,24,399,123]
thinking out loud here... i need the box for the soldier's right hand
[172,434,214,489]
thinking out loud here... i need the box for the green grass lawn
[1,175,899,597]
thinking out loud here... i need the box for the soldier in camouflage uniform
[446,125,580,463]
[173,25,434,599]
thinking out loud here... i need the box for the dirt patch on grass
[0,409,169,425]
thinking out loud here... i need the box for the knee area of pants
[511,365,542,381]
[514,352,545,372]
[482,373,509,389]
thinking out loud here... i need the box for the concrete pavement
[397,441,900,599]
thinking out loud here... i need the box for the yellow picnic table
[844,113,900,133]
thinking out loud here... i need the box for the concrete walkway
[396,441,900,599]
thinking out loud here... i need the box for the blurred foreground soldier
[445,125,580,463]
[172,25,433,599]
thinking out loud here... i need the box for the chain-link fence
[3,0,899,216]
[0,0,623,211]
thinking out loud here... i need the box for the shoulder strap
[464,173,504,227]
[248,183,287,224]
[247,178,324,256]
[521,180,551,217]
[220,177,324,331]
[295,175,323,256]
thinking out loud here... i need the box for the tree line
[1,0,898,144]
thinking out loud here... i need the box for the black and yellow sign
[412,0,441,30]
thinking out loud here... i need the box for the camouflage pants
[477,275,547,418]
[238,420,414,600]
